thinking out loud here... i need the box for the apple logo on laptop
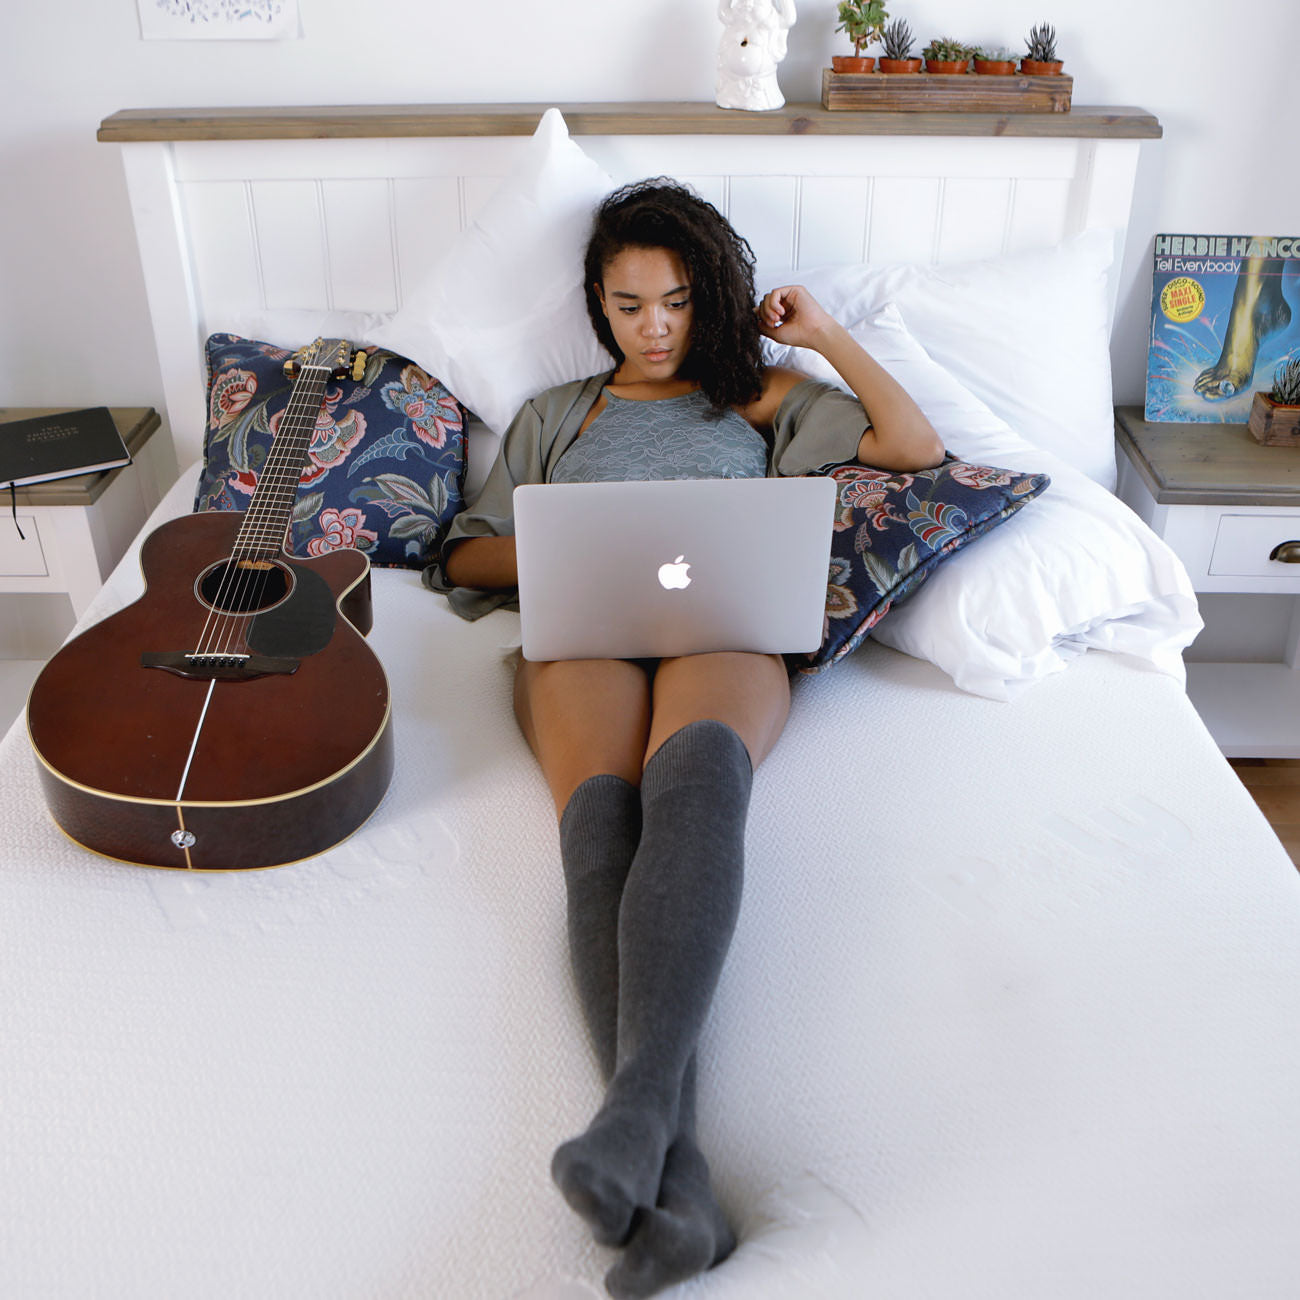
[658,555,692,590]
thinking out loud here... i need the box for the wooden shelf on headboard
[96,101,1162,142]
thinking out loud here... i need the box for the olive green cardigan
[427,371,869,620]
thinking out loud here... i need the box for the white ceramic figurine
[715,0,797,112]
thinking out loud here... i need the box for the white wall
[1,0,1296,424]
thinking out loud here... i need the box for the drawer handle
[1269,540,1300,563]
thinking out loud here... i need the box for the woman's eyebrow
[609,284,691,301]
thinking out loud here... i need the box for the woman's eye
[670,299,690,310]
[619,306,639,315]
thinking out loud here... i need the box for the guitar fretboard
[231,364,331,559]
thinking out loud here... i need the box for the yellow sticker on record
[1160,276,1206,323]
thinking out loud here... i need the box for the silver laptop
[513,477,836,661]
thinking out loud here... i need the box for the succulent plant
[836,0,889,56]
[881,17,915,60]
[922,37,975,62]
[1025,22,1059,62]
[1272,356,1300,405]
[977,46,1017,62]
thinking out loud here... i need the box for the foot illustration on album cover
[1194,254,1293,399]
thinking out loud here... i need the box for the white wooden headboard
[98,102,1160,467]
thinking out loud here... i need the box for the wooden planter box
[821,67,1072,113]
[1249,391,1300,446]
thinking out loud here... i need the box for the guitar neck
[233,363,332,559]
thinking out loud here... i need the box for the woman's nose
[643,307,669,336]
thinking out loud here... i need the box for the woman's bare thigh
[514,656,654,814]
[514,651,791,812]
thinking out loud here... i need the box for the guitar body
[27,510,394,870]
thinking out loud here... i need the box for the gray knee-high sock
[559,775,737,1284]
[559,775,642,1080]
[552,720,752,1250]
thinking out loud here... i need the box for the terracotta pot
[924,58,969,75]
[1249,391,1300,446]
[1020,58,1064,75]
[878,57,923,73]
[831,55,875,73]
[973,58,1017,75]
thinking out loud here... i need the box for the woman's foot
[551,1100,674,1247]
[605,1138,736,1298]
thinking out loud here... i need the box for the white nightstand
[1,407,176,622]
[1115,405,1300,757]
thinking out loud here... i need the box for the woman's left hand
[756,284,837,350]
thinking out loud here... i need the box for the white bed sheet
[3,466,1300,1299]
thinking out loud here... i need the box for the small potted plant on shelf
[1249,355,1300,445]
[1021,22,1064,74]
[833,0,889,73]
[973,45,1018,75]
[878,18,922,72]
[922,37,975,74]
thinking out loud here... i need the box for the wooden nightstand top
[0,407,161,507]
[1115,406,1300,508]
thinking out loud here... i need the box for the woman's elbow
[916,426,947,469]
[905,410,946,467]
[857,420,945,471]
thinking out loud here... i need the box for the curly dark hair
[583,179,765,410]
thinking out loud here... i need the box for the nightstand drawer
[1210,514,1300,577]
[0,515,49,577]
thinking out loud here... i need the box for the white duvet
[2,467,1299,1299]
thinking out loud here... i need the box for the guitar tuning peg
[282,359,299,380]
[351,351,367,383]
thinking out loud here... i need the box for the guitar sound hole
[195,559,293,614]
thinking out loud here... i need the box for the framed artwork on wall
[137,0,300,41]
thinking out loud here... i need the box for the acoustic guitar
[26,339,395,870]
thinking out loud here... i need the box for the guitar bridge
[141,651,300,681]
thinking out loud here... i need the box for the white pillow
[760,231,1118,489]
[214,308,392,353]
[371,108,615,435]
[774,305,1202,700]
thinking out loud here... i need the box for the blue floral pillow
[795,455,1049,673]
[196,334,466,569]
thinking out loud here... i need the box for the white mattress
[4,466,1300,1299]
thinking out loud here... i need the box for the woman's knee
[649,652,790,768]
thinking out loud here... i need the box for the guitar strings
[203,364,326,657]
[193,362,333,662]
[196,377,309,657]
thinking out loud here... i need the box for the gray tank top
[550,388,767,484]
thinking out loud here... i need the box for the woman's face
[595,245,694,384]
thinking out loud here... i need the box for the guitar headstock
[282,338,366,382]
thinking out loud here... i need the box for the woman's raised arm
[757,284,945,472]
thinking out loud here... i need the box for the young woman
[433,180,943,1298]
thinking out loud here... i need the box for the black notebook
[0,407,132,489]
